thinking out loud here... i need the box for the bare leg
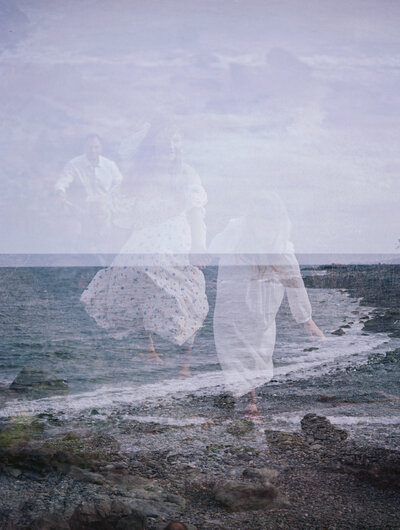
[179,343,193,378]
[244,390,262,422]
[145,332,164,364]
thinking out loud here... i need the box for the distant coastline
[1,253,400,267]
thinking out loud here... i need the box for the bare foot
[244,402,263,423]
[179,366,192,378]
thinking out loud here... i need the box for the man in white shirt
[56,134,122,204]
[55,134,124,252]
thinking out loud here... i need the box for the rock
[339,445,400,490]
[213,479,285,511]
[0,432,121,475]
[226,419,254,436]
[0,417,44,449]
[213,393,235,409]
[6,467,22,478]
[31,514,70,529]
[265,430,305,449]
[301,413,348,443]
[116,512,147,529]
[128,487,186,519]
[9,366,69,398]
[331,328,345,336]
[86,433,120,453]
[368,348,400,366]
[316,395,338,403]
[70,499,145,530]
[310,443,323,450]
[0,383,17,405]
[242,467,278,484]
[43,432,121,470]
[67,465,106,484]
[362,309,400,336]
[63,432,80,442]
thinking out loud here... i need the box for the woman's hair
[136,123,181,170]
[127,122,184,195]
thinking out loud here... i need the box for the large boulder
[301,413,348,443]
[213,478,285,511]
[0,432,120,474]
[70,499,146,530]
[0,417,44,449]
[0,383,17,408]
[31,514,70,530]
[339,445,400,491]
[10,366,69,398]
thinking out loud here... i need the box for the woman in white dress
[80,125,209,371]
[211,191,324,418]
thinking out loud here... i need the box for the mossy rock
[226,419,255,436]
[265,430,305,448]
[10,366,69,399]
[0,417,44,449]
[42,432,120,469]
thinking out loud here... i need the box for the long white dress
[211,192,312,396]
[80,164,209,346]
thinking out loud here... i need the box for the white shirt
[55,154,123,201]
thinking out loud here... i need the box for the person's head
[135,123,182,177]
[84,134,102,164]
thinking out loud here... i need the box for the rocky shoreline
[304,264,400,337]
[1,266,400,529]
[1,386,400,529]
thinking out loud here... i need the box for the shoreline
[1,267,400,528]
[0,387,399,529]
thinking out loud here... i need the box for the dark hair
[84,133,102,144]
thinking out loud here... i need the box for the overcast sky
[1,0,400,256]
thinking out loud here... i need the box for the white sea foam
[269,412,400,429]
[0,287,397,421]
[0,371,226,419]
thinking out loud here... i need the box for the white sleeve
[111,161,123,187]
[276,246,312,324]
[55,161,77,193]
[183,166,207,213]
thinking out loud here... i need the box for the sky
[1,0,400,257]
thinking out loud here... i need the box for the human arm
[187,206,207,254]
[184,166,208,264]
[278,251,325,339]
[303,318,325,339]
[55,160,77,196]
[110,161,123,189]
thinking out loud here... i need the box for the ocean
[0,264,399,449]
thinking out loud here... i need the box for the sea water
[0,265,399,448]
